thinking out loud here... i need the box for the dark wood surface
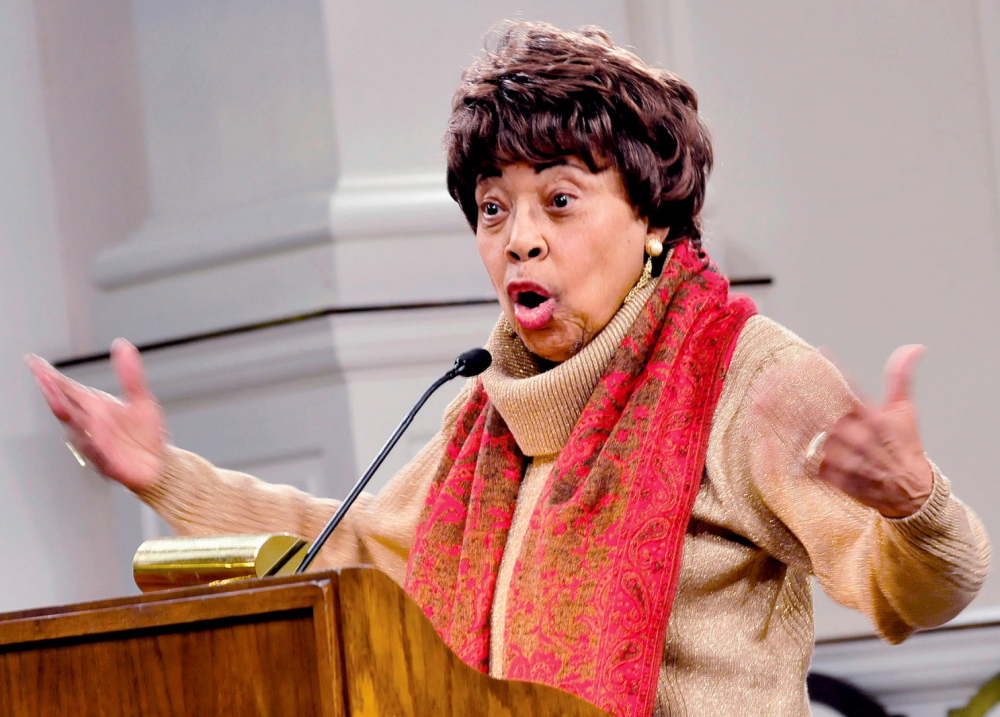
[0,567,608,716]
[0,572,345,716]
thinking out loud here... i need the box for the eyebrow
[477,166,502,182]
[534,159,568,173]
[475,157,582,187]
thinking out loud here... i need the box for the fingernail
[24,353,50,369]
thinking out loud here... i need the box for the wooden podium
[0,567,608,716]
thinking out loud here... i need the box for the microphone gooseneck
[294,348,492,573]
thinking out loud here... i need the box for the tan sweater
[140,293,990,717]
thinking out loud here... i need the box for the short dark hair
[445,21,713,261]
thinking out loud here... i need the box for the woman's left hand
[818,345,934,519]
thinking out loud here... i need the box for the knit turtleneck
[481,267,658,457]
[481,266,660,678]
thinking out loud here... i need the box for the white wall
[686,0,1000,635]
[2,1,1000,711]
[0,0,136,610]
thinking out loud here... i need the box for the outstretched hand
[26,339,167,492]
[818,345,934,518]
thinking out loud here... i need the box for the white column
[87,0,635,346]
[76,0,636,506]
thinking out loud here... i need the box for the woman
[28,21,989,717]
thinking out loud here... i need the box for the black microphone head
[452,348,492,377]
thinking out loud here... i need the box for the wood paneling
[0,568,608,716]
[0,573,345,717]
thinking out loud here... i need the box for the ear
[645,224,670,243]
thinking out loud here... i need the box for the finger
[25,354,109,426]
[884,344,926,406]
[25,355,72,421]
[110,339,152,404]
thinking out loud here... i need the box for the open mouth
[516,290,548,309]
[507,282,555,330]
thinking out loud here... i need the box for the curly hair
[445,21,713,265]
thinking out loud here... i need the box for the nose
[505,208,548,263]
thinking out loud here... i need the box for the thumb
[884,344,926,406]
[110,338,152,404]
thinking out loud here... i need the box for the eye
[481,202,501,217]
[552,194,570,209]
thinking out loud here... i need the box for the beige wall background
[1,1,999,709]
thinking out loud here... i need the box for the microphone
[294,347,492,573]
[450,347,492,378]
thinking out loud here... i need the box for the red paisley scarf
[405,242,756,716]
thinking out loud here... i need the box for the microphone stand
[294,349,490,574]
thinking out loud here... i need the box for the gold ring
[805,431,827,463]
[65,441,88,468]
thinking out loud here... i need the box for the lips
[507,281,555,330]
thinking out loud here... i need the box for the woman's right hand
[26,338,167,492]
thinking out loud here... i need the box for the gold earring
[645,237,663,257]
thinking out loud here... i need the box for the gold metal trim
[132,534,309,592]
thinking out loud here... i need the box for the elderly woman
[29,21,989,717]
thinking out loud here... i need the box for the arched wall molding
[65,302,499,405]
[90,174,465,289]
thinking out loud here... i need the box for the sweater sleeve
[711,316,991,643]
[134,379,475,586]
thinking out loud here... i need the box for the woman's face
[475,158,666,363]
